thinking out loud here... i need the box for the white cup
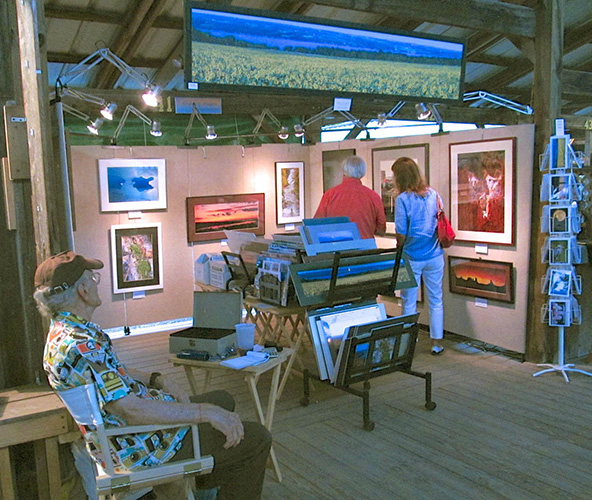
[235,323,256,351]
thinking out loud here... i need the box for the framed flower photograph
[372,144,429,235]
[449,138,515,245]
[110,223,163,294]
[186,193,265,242]
[448,256,514,303]
[98,158,167,212]
[275,161,304,225]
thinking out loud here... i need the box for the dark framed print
[449,138,515,245]
[186,193,265,242]
[98,158,167,212]
[448,256,514,303]
[322,149,355,192]
[275,161,304,225]
[110,223,163,294]
[372,144,429,234]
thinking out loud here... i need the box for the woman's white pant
[400,254,444,340]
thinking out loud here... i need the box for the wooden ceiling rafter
[92,0,166,89]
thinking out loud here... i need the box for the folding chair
[57,384,214,500]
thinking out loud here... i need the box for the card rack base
[533,363,592,383]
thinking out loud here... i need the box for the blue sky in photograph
[192,8,464,60]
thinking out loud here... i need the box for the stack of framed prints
[534,124,590,382]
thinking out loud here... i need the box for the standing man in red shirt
[314,155,386,239]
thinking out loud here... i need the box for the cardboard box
[209,260,232,289]
[194,253,215,285]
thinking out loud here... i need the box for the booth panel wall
[70,143,309,330]
[310,124,534,353]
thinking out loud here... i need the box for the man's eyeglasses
[91,272,101,284]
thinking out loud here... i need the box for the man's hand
[201,404,245,449]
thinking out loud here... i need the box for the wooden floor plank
[113,329,592,500]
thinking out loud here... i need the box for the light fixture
[206,124,217,140]
[100,102,118,120]
[87,118,103,135]
[378,101,406,125]
[278,126,290,140]
[57,48,159,107]
[184,103,217,142]
[463,91,534,115]
[415,103,431,120]
[111,105,163,144]
[294,123,305,137]
[252,108,290,140]
[150,121,162,137]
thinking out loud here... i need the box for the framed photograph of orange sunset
[448,256,514,304]
[186,193,265,242]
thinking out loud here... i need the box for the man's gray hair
[33,271,89,318]
[342,155,367,179]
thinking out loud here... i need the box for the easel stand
[300,366,435,431]
[533,326,592,383]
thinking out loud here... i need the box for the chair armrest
[103,423,195,436]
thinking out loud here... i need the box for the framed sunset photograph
[186,193,265,242]
[448,256,514,303]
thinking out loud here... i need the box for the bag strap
[436,191,444,213]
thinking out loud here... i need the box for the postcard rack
[290,245,436,430]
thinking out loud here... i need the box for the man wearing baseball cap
[34,251,271,500]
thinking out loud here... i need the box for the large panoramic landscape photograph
[189,6,465,100]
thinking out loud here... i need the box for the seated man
[33,251,271,500]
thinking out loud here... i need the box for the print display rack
[289,244,436,431]
[536,127,592,382]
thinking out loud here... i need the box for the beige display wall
[71,123,534,353]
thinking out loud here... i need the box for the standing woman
[392,157,445,355]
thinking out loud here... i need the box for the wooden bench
[0,384,77,500]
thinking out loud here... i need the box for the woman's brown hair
[391,157,428,195]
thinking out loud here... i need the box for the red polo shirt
[314,177,386,239]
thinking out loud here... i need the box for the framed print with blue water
[110,223,163,294]
[98,158,167,212]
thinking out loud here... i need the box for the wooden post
[525,0,564,362]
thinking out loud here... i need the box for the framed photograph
[549,299,570,327]
[448,256,514,303]
[110,223,163,294]
[372,144,429,234]
[450,138,515,245]
[322,149,355,192]
[186,193,265,243]
[98,158,166,212]
[275,162,304,225]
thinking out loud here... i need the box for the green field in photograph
[192,42,461,99]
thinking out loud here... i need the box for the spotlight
[278,126,289,140]
[294,123,305,137]
[415,103,431,120]
[150,121,162,137]
[87,118,103,135]
[377,113,387,126]
[205,124,217,140]
[100,102,118,120]
[142,86,161,107]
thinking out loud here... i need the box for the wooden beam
[93,0,160,89]
[525,0,563,363]
[297,0,536,37]
[150,37,183,89]
[562,69,592,96]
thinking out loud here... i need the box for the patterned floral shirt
[43,312,188,471]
